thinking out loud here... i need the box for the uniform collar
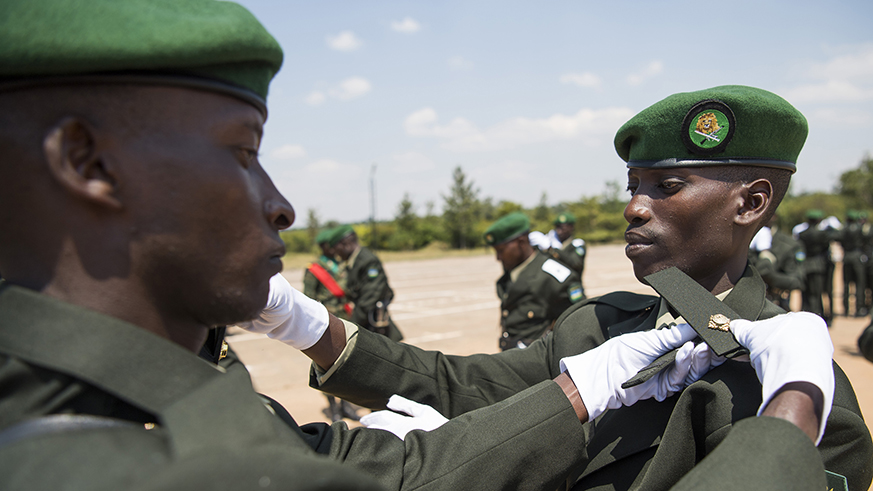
[509,250,538,283]
[347,245,362,269]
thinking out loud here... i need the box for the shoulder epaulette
[582,291,658,312]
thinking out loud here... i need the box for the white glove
[360,394,449,440]
[234,273,330,350]
[560,323,707,421]
[730,312,834,445]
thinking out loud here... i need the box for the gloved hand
[560,323,707,421]
[730,312,834,445]
[360,394,449,440]
[235,273,330,350]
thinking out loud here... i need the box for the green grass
[281,242,492,270]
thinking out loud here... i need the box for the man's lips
[624,230,653,246]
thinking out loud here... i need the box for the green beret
[806,209,824,220]
[328,225,355,247]
[315,228,334,245]
[615,85,807,173]
[554,212,576,225]
[0,0,283,114]
[484,212,530,246]
[847,210,860,220]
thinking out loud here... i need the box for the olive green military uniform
[303,255,350,320]
[798,222,839,321]
[497,251,584,350]
[345,246,403,341]
[315,266,873,490]
[549,236,587,278]
[751,228,804,311]
[840,215,868,317]
[0,283,604,491]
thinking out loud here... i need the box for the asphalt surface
[228,243,873,435]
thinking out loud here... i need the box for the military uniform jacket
[0,283,599,491]
[316,266,873,491]
[345,246,402,340]
[497,251,584,345]
[303,255,349,320]
[549,236,587,278]
[753,230,804,291]
[798,226,838,274]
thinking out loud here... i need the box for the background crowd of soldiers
[306,206,873,420]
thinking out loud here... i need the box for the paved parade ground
[228,243,873,432]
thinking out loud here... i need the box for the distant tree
[837,155,873,209]
[534,191,550,222]
[495,200,523,218]
[395,193,417,231]
[442,166,481,249]
[306,208,320,244]
[601,180,627,213]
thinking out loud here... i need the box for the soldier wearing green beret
[331,225,403,342]
[484,212,584,350]
[302,227,359,422]
[0,1,632,489]
[299,86,872,491]
[839,211,868,317]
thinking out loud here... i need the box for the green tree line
[281,157,873,254]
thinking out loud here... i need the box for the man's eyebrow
[243,120,264,140]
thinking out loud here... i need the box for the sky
[235,0,873,226]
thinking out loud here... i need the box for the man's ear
[735,179,772,226]
[42,117,121,210]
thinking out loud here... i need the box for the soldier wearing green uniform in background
[798,210,839,323]
[302,227,358,421]
[548,213,588,277]
[485,213,585,350]
[749,216,805,311]
[839,210,868,317]
[331,225,403,341]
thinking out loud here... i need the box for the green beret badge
[681,99,736,155]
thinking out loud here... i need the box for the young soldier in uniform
[266,86,872,490]
[485,212,585,350]
[302,227,358,421]
[331,225,403,341]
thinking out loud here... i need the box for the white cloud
[391,152,435,173]
[391,17,421,33]
[784,44,873,103]
[448,56,474,71]
[326,31,362,52]
[306,77,372,106]
[403,106,634,152]
[560,72,602,89]
[269,144,306,160]
[304,91,326,106]
[626,60,663,86]
[329,77,372,100]
[303,159,362,179]
[809,107,872,126]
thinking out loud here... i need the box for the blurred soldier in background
[303,227,358,421]
[798,210,840,323]
[839,210,868,317]
[485,212,584,350]
[530,212,587,282]
[332,225,403,341]
[749,216,804,311]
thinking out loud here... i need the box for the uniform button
[502,310,509,317]
[527,311,534,318]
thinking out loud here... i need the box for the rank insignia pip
[707,313,731,332]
